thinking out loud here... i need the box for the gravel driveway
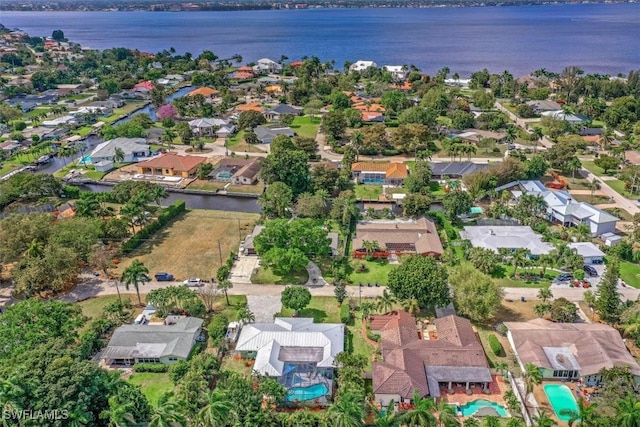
[247,295,282,322]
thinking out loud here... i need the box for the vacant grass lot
[491,265,553,288]
[128,373,173,407]
[290,116,320,139]
[116,209,259,280]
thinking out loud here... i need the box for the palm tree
[495,361,508,377]
[506,125,517,143]
[100,397,136,427]
[371,399,399,427]
[573,223,591,242]
[537,254,554,277]
[505,419,526,427]
[523,363,542,402]
[434,399,456,427]
[218,279,233,306]
[149,185,169,206]
[481,416,501,427]
[463,418,480,427]
[237,306,255,324]
[537,287,553,303]
[113,147,125,164]
[120,259,150,306]
[511,248,528,277]
[198,391,234,427]
[362,240,379,256]
[589,178,601,204]
[617,395,640,427]
[598,127,614,152]
[328,392,365,427]
[148,400,187,427]
[360,301,376,322]
[567,157,582,183]
[398,391,437,427]
[376,289,396,314]
[560,398,599,427]
[351,131,364,162]
[531,127,543,154]
[162,128,176,149]
[401,298,420,316]
[532,410,557,427]
[534,303,550,318]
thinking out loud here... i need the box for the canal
[113,85,193,125]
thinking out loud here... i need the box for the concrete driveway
[230,256,259,284]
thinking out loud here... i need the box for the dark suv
[555,273,573,282]
[154,272,174,281]
[583,265,598,277]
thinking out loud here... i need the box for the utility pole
[217,239,223,265]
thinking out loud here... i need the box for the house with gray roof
[254,126,295,144]
[430,161,489,179]
[568,242,605,264]
[264,104,302,122]
[460,225,554,256]
[101,316,204,366]
[188,117,235,138]
[89,137,150,163]
[525,100,563,113]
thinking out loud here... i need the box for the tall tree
[281,286,312,316]
[449,264,503,322]
[596,259,622,324]
[120,259,150,306]
[387,256,449,310]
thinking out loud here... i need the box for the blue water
[455,399,509,417]
[2,4,640,75]
[114,85,193,125]
[543,384,579,421]
[286,383,329,402]
[80,155,92,165]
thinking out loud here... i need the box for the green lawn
[491,265,553,288]
[354,184,382,201]
[73,126,94,137]
[349,259,396,286]
[216,295,248,321]
[103,102,148,124]
[581,160,613,177]
[251,266,309,285]
[620,261,640,289]
[570,194,612,205]
[127,373,173,407]
[607,179,638,198]
[290,116,320,139]
[53,160,108,180]
[25,107,51,118]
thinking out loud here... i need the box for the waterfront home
[459,226,553,256]
[372,311,492,406]
[133,81,154,93]
[350,60,377,72]
[430,161,489,179]
[136,152,205,178]
[352,217,443,259]
[210,158,261,185]
[383,65,408,81]
[263,104,302,122]
[187,86,219,100]
[505,319,640,385]
[496,180,618,237]
[235,317,343,401]
[101,316,203,366]
[89,137,150,164]
[254,126,295,144]
[351,161,407,186]
[252,58,282,74]
[188,117,235,137]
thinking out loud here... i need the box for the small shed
[568,242,605,264]
[600,232,623,247]
[94,160,114,173]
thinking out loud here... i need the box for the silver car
[183,278,204,287]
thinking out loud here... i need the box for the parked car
[183,278,204,287]
[554,273,573,283]
[583,265,598,277]
[154,272,174,281]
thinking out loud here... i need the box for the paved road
[580,169,640,215]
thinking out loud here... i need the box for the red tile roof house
[133,81,154,93]
[371,311,492,407]
[136,152,205,178]
[351,162,408,186]
[351,217,443,259]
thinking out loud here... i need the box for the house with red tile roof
[135,152,205,178]
[371,311,491,406]
[187,87,219,99]
[133,81,154,92]
[351,162,408,186]
[236,102,264,113]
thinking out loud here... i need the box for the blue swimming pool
[453,399,508,417]
[80,155,92,165]
[286,383,329,402]
[544,384,579,421]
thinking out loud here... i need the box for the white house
[383,65,407,81]
[459,225,554,256]
[568,242,605,264]
[89,137,150,163]
[541,110,589,125]
[188,118,235,138]
[350,60,377,72]
[253,58,282,74]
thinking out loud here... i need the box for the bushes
[488,334,504,356]
[340,304,352,325]
[119,200,186,255]
[208,314,229,347]
[133,362,169,373]
[366,329,381,343]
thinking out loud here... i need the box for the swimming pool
[453,399,508,417]
[80,155,92,165]
[543,384,579,421]
[286,383,329,402]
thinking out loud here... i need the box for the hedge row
[119,200,186,255]
[488,334,504,356]
[133,363,169,373]
[340,304,352,324]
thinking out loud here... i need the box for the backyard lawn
[290,116,321,139]
[349,259,396,286]
[251,266,309,285]
[226,130,267,153]
[490,265,553,288]
[620,261,640,288]
[354,184,382,201]
[115,209,259,281]
[569,194,612,205]
[127,373,173,407]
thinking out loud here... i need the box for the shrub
[340,304,352,324]
[208,314,229,347]
[133,362,169,373]
[366,329,381,342]
[488,334,504,356]
[168,360,190,384]
[119,200,186,255]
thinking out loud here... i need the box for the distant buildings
[350,60,377,72]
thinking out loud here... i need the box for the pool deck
[441,375,508,408]
[533,381,583,426]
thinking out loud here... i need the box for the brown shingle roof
[137,152,205,172]
[233,159,261,179]
[506,319,640,377]
[352,218,443,256]
[188,87,219,97]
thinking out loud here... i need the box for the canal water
[79,183,261,213]
[113,85,193,125]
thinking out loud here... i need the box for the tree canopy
[387,256,450,309]
[449,263,503,322]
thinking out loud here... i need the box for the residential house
[54,202,75,220]
[90,137,150,163]
[241,224,264,255]
[101,316,204,366]
[236,102,264,113]
[209,158,261,185]
[254,126,295,144]
[625,151,640,165]
[133,81,154,93]
[0,140,22,156]
[444,78,471,89]
[188,118,235,138]
[459,226,554,256]
[350,60,377,72]
[541,110,589,125]
[430,162,489,179]
[372,311,492,406]
[496,180,618,237]
[232,66,255,80]
[253,58,283,74]
[235,317,343,400]
[136,152,205,178]
[525,100,563,113]
[383,65,408,81]
[506,319,640,385]
[42,115,78,127]
[352,217,444,258]
[351,162,408,186]
[5,94,58,110]
[456,129,506,144]
[567,242,605,264]
[56,83,83,94]
[263,104,302,122]
[187,86,220,100]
